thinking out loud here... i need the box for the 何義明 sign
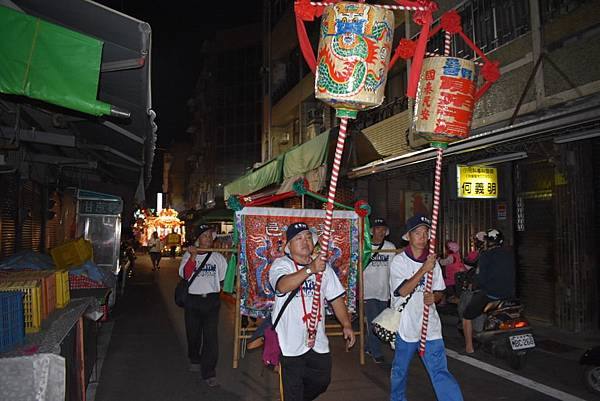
[457,165,498,199]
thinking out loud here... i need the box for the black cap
[195,224,213,238]
[372,218,387,228]
[286,222,310,243]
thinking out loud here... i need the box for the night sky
[95,1,262,200]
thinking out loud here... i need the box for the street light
[466,151,528,166]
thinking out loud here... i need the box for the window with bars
[540,0,591,23]
[426,0,531,59]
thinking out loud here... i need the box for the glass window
[425,0,530,59]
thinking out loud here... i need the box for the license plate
[509,334,535,350]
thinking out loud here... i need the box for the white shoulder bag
[371,291,414,344]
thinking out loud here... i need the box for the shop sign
[496,202,507,220]
[79,199,123,215]
[457,165,498,199]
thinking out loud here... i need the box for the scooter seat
[484,298,521,313]
[483,300,502,313]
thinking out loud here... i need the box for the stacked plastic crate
[0,281,42,333]
[0,271,56,319]
[0,291,25,353]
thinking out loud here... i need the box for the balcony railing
[353,97,410,131]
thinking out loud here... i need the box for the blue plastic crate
[0,291,25,353]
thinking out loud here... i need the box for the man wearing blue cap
[364,218,396,364]
[179,224,228,387]
[389,215,463,401]
[269,221,355,401]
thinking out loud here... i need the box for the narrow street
[92,255,599,401]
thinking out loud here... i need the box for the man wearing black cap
[364,218,396,364]
[179,224,228,387]
[389,215,463,401]
[269,222,356,401]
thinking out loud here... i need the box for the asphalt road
[93,255,600,401]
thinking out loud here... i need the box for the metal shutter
[515,161,555,323]
[45,193,61,251]
[19,181,42,252]
[0,174,18,259]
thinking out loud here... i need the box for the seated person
[462,228,516,353]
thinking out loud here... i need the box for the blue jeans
[365,299,388,358]
[390,337,463,401]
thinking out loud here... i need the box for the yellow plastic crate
[50,238,93,270]
[0,280,42,333]
[55,270,70,308]
[0,271,56,319]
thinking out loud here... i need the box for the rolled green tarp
[0,5,112,116]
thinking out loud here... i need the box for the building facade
[260,0,599,332]
[348,0,600,332]
[178,24,263,211]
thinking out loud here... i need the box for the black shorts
[463,291,493,320]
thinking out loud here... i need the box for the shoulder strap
[187,252,212,285]
[272,286,300,329]
[397,290,415,312]
[365,242,385,269]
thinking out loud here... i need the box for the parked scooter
[456,271,536,370]
[580,346,600,395]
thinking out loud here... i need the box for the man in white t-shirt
[364,218,396,364]
[389,215,463,401]
[179,224,228,387]
[269,222,355,401]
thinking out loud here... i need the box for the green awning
[282,131,329,179]
[194,208,234,224]
[224,156,283,200]
[0,5,112,116]
[224,131,330,200]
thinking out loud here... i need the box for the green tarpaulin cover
[224,131,330,199]
[224,156,283,200]
[0,6,111,116]
[282,131,329,179]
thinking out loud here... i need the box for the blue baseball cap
[402,214,432,241]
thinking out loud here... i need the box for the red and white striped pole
[418,144,445,356]
[444,31,452,56]
[417,27,451,357]
[306,111,354,347]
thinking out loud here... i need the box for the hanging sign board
[457,165,498,199]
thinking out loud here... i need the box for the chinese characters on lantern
[414,57,477,143]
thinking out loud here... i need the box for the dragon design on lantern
[315,3,393,109]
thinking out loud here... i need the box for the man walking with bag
[269,222,355,401]
[179,224,227,387]
[389,215,463,401]
[364,218,396,364]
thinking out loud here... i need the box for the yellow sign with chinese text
[457,165,498,198]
